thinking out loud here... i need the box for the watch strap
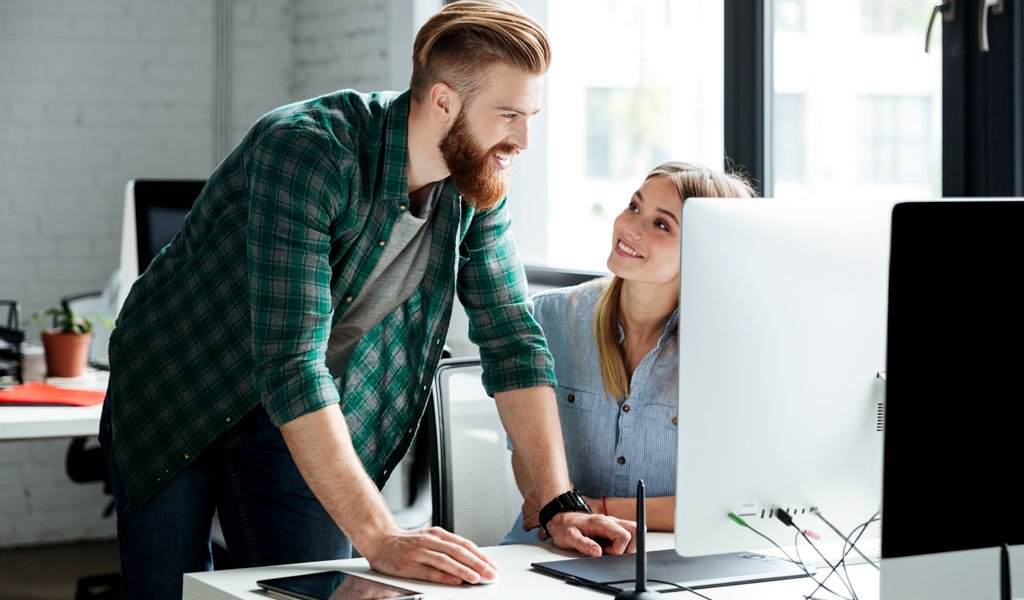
[538,489,592,537]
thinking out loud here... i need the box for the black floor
[0,540,120,600]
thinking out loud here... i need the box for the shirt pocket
[556,385,602,412]
[642,401,679,431]
[635,401,679,493]
[555,386,611,485]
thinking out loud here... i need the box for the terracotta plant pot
[40,331,92,378]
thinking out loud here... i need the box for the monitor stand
[881,546,1022,600]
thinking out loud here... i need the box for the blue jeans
[99,398,351,600]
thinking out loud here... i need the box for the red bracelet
[602,496,609,516]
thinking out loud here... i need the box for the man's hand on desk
[524,509,634,556]
[359,526,499,586]
[544,512,637,557]
[522,494,638,555]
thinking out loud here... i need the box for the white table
[184,532,880,600]
[0,372,106,441]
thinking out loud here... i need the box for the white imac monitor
[880,200,1024,600]
[674,197,893,560]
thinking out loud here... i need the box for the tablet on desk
[255,570,423,600]
[532,550,811,593]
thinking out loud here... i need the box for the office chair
[428,357,524,547]
[61,288,115,371]
[0,300,25,384]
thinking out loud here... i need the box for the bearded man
[99,2,635,599]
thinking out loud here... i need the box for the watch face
[563,490,589,511]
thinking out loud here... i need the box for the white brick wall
[0,0,429,549]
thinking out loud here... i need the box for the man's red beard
[438,111,515,210]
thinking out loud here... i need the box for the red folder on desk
[0,382,105,406]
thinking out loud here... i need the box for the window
[510,0,724,271]
[772,93,806,182]
[859,0,926,34]
[858,96,933,183]
[770,0,941,200]
[585,87,672,180]
[775,0,805,31]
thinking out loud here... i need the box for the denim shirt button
[671,416,678,426]
[622,404,630,413]
[567,393,575,403]
[617,456,626,465]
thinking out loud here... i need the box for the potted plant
[28,307,111,378]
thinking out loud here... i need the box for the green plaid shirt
[108,90,556,508]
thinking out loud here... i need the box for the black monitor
[881,200,1024,598]
[132,179,205,271]
[117,179,205,310]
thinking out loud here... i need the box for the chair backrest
[430,357,523,547]
[62,289,115,370]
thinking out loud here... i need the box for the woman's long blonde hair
[593,162,756,399]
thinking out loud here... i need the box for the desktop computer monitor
[880,200,1024,600]
[673,197,893,559]
[116,179,205,311]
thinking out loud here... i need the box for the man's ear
[429,82,460,124]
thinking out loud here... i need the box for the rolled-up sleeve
[244,124,344,425]
[457,197,556,395]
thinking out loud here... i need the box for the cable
[728,513,801,564]
[804,511,880,599]
[816,510,879,570]
[602,578,715,599]
[839,514,879,590]
[803,513,880,600]
[728,512,853,600]
[776,509,858,600]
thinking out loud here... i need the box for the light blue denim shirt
[501,281,679,545]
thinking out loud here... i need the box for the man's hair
[410,0,551,105]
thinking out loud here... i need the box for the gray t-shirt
[324,184,439,379]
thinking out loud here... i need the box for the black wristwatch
[538,489,592,537]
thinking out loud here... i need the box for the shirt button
[344,295,354,303]
[567,393,575,403]
[672,416,678,425]
[225,416,232,423]
[183,453,191,460]
[617,456,626,465]
[422,384,428,391]
[377,239,386,247]
[398,203,408,211]
[622,404,630,413]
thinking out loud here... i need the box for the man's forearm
[495,385,571,505]
[278,404,396,554]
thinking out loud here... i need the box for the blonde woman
[503,162,756,544]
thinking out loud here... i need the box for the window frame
[730,0,1024,199]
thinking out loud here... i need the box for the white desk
[0,372,106,441]
[184,532,880,600]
